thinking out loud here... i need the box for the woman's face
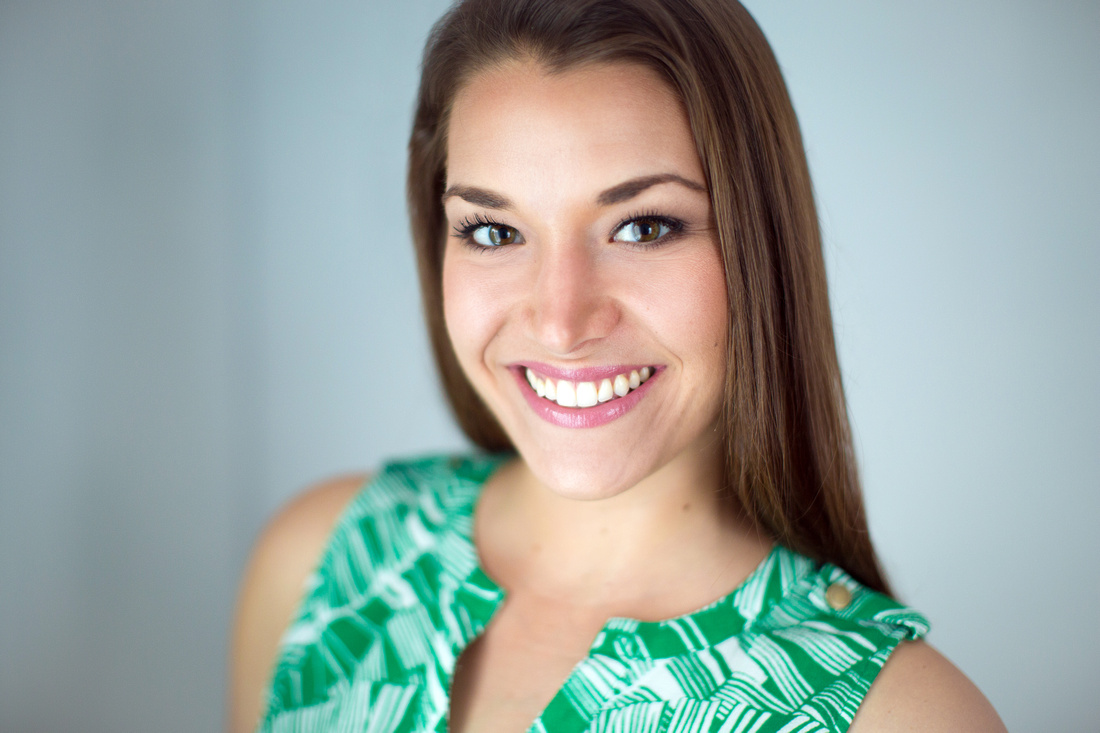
[442,60,728,499]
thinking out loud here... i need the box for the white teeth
[555,380,577,407]
[576,381,598,407]
[527,367,655,409]
[597,379,614,402]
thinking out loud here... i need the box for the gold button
[825,583,852,610]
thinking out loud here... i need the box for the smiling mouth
[524,366,654,408]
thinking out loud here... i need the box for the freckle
[682,503,690,512]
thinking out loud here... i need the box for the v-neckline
[440,457,793,732]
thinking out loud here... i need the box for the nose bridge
[528,238,617,354]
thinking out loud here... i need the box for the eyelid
[450,210,687,248]
[451,214,525,249]
[610,211,686,246]
[451,213,496,236]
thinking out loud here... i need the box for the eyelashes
[451,213,503,238]
[451,210,687,251]
[610,210,684,245]
[452,214,523,248]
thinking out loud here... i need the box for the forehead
[445,60,702,195]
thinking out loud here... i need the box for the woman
[230,1,1005,731]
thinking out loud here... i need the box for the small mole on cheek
[682,503,690,512]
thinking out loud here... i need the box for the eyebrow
[440,185,510,209]
[596,173,706,206]
[441,173,706,210]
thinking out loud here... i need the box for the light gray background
[1,1,1096,731]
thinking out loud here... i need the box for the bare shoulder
[849,640,1006,732]
[226,473,371,733]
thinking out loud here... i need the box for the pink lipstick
[510,363,661,429]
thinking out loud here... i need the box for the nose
[526,241,620,355]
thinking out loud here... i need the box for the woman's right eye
[454,216,525,248]
[471,223,522,247]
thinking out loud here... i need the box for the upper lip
[511,361,658,382]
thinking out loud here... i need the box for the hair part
[408,0,892,594]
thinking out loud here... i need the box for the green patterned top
[258,454,928,733]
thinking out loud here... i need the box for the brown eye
[633,220,661,242]
[489,225,518,245]
[614,217,674,244]
[471,223,522,247]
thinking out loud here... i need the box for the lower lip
[512,368,660,429]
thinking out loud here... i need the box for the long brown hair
[408,0,891,594]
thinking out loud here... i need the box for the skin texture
[441,61,731,504]
[227,61,1006,733]
[848,641,1007,732]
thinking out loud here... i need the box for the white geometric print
[258,455,929,733]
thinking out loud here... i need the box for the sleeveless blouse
[258,454,929,733]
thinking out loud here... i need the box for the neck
[475,445,771,618]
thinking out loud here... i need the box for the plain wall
[1,1,1096,731]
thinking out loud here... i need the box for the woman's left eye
[612,216,680,244]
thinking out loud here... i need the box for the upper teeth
[525,367,652,409]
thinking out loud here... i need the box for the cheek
[441,251,507,373]
[697,255,730,355]
[441,254,474,364]
[646,249,729,372]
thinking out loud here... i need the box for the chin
[519,443,652,502]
